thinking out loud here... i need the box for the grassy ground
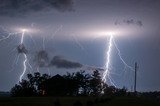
[0,96,159,106]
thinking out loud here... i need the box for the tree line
[10,70,127,97]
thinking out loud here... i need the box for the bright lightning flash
[102,34,115,86]
[0,27,36,82]
[102,32,134,87]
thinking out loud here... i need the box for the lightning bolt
[113,39,134,71]
[0,27,33,81]
[102,34,134,87]
[102,35,116,86]
[0,29,20,73]
[20,30,25,44]
[0,26,11,42]
[0,33,12,42]
[0,32,19,42]
[19,30,28,82]
[19,53,27,82]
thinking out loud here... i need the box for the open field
[0,96,159,106]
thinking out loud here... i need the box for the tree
[63,72,79,96]
[74,70,91,96]
[43,74,68,96]
[11,70,129,97]
[103,85,116,96]
[115,87,127,96]
[90,70,103,96]
[11,72,50,96]
[10,80,36,97]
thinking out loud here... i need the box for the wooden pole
[134,62,138,93]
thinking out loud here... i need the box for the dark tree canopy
[10,70,127,97]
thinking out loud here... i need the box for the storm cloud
[123,19,143,27]
[34,50,82,69]
[115,19,143,27]
[0,0,74,16]
[50,56,82,69]
[34,50,49,67]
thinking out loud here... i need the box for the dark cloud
[136,20,143,27]
[114,19,143,27]
[123,19,143,27]
[46,0,74,12]
[0,0,74,16]
[123,19,134,25]
[50,56,82,69]
[34,50,49,67]
[34,50,82,69]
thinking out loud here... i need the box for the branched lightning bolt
[0,27,33,81]
[102,35,116,86]
[0,33,12,42]
[0,30,20,73]
[20,53,27,82]
[19,30,28,82]
[0,32,19,42]
[102,35,134,87]
[113,39,134,71]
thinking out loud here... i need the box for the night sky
[0,0,160,92]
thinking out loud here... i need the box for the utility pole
[134,62,138,93]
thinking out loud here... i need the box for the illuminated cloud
[50,56,82,69]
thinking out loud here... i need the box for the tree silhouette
[63,72,79,96]
[90,70,103,96]
[74,70,91,95]
[43,74,67,96]
[11,72,50,96]
[10,70,128,97]
[10,80,36,97]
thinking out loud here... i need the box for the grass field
[0,96,159,106]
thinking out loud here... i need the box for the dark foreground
[0,96,160,106]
